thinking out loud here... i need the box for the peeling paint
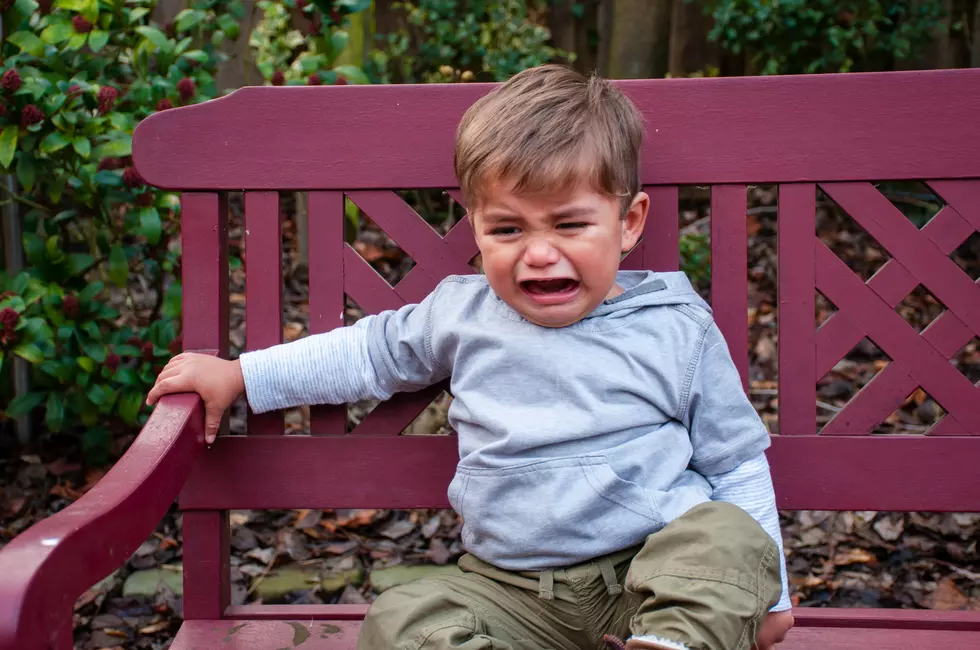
[288,621,311,646]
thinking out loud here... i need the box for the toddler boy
[148,65,793,649]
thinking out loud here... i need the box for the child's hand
[752,610,794,649]
[146,353,245,444]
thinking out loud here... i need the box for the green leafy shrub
[696,0,947,74]
[0,0,241,459]
[249,0,372,86]
[380,0,570,83]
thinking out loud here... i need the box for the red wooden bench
[2,69,979,649]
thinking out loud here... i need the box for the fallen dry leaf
[833,548,876,566]
[929,577,969,610]
[138,621,169,635]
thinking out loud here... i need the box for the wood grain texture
[777,184,816,434]
[171,619,360,650]
[175,434,980,512]
[308,192,346,436]
[710,185,749,389]
[0,395,204,648]
[167,611,980,650]
[245,192,284,436]
[132,70,980,190]
[182,510,230,619]
[177,193,231,621]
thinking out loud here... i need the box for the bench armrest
[0,394,205,649]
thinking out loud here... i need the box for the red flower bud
[62,294,80,319]
[334,75,348,85]
[98,157,123,171]
[97,86,117,114]
[141,341,155,361]
[20,104,43,127]
[307,74,322,86]
[0,306,18,329]
[1,69,22,93]
[72,15,93,33]
[122,166,144,188]
[177,78,195,102]
[168,335,182,354]
[156,98,174,111]
[271,71,285,86]
[104,352,120,372]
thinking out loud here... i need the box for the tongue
[526,279,575,294]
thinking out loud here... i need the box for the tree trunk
[604,0,672,78]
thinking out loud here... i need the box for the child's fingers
[145,375,192,405]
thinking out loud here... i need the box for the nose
[523,237,560,267]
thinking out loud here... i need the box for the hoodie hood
[587,270,710,319]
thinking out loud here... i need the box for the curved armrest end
[0,394,204,649]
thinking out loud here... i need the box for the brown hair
[454,64,644,216]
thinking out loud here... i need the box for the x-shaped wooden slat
[341,190,477,436]
[815,181,980,434]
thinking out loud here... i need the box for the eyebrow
[480,205,596,222]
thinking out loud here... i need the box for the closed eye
[490,226,520,236]
[557,222,588,230]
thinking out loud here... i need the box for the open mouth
[520,278,580,303]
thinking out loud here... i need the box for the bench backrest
[132,69,980,619]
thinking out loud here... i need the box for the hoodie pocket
[452,455,663,566]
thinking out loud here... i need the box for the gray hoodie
[239,270,788,608]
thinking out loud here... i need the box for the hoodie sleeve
[681,320,771,476]
[239,287,450,414]
[706,453,792,612]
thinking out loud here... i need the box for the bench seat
[170,616,980,650]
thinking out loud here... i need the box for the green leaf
[128,7,150,22]
[87,383,106,406]
[182,50,209,64]
[94,170,122,186]
[40,22,74,45]
[162,281,182,319]
[23,232,45,266]
[8,31,46,57]
[77,356,96,372]
[66,32,88,51]
[332,64,370,85]
[136,26,171,51]
[40,131,71,154]
[175,8,206,32]
[109,244,128,288]
[0,126,18,170]
[56,0,97,21]
[118,391,143,425]
[88,30,109,52]
[331,30,350,56]
[139,207,161,245]
[67,253,96,276]
[95,135,132,158]
[45,392,65,432]
[5,391,46,418]
[17,153,36,193]
[72,136,91,158]
[13,342,44,363]
[79,281,102,302]
[217,14,240,39]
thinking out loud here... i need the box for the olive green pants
[358,502,782,650]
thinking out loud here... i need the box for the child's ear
[621,192,649,252]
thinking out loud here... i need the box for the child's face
[470,179,648,328]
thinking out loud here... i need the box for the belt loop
[599,558,623,597]
[538,569,555,601]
